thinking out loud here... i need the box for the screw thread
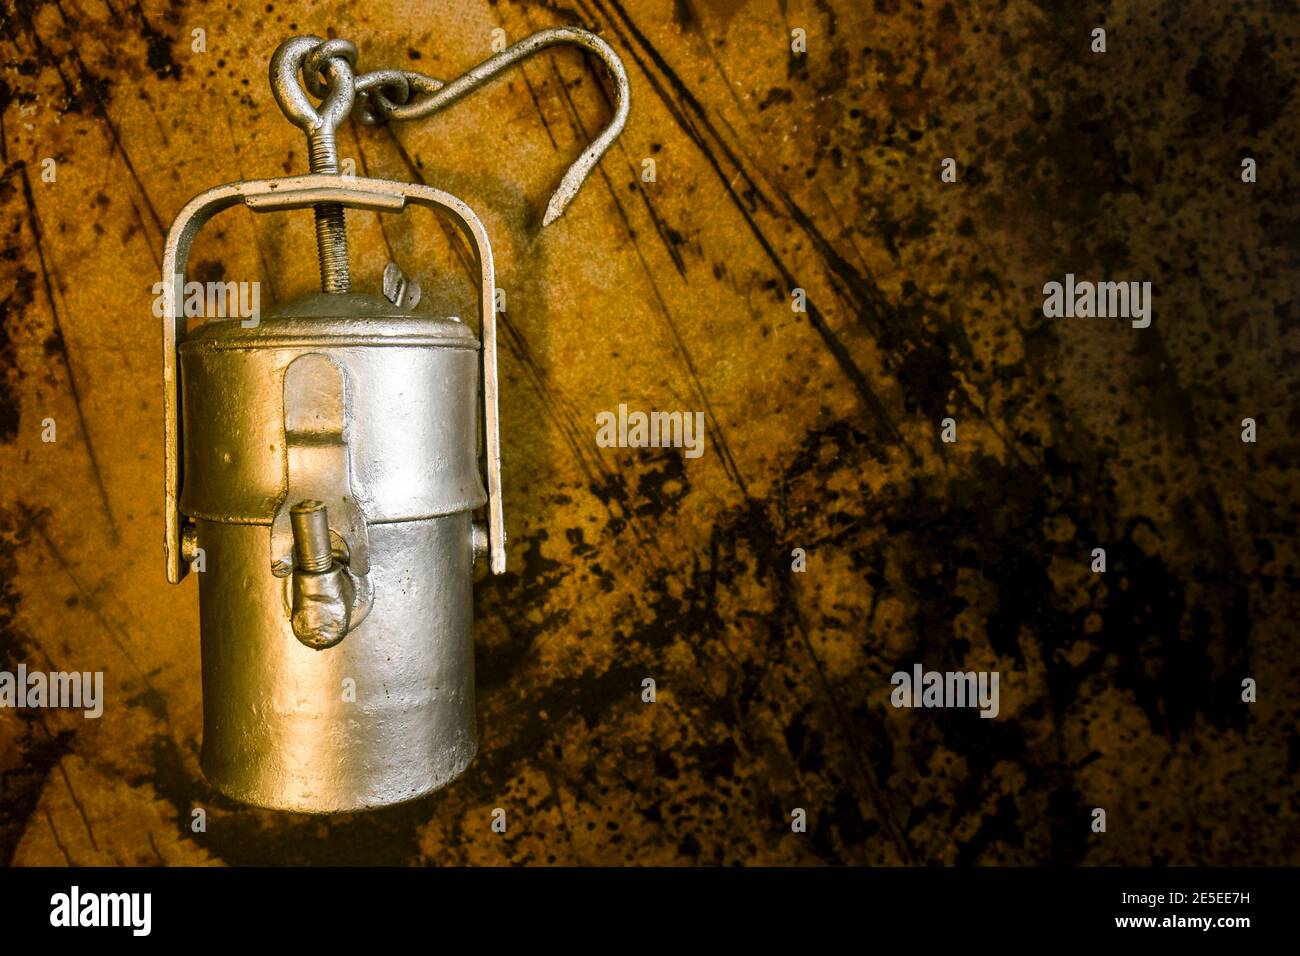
[307,130,350,293]
[290,500,334,573]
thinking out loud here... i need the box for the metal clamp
[162,174,506,584]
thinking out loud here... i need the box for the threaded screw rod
[307,130,350,293]
[290,500,334,573]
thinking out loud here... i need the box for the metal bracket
[162,174,506,583]
[270,353,371,577]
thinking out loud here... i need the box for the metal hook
[265,26,630,290]
[354,26,631,226]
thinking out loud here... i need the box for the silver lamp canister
[161,30,629,813]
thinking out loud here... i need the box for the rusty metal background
[1,0,1298,864]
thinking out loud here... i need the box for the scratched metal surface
[1,0,1298,865]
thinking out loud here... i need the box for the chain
[269,27,631,294]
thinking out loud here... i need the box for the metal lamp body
[163,177,508,815]
[180,294,483,812]
[162,26,628,815]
